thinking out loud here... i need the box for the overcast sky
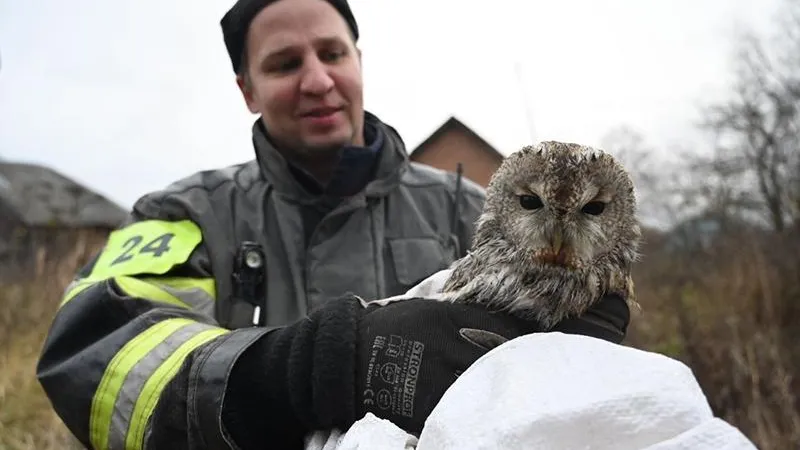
[0,0,781,208]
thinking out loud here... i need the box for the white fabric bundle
[305,270,757,449]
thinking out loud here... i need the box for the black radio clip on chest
[232,241,266,327]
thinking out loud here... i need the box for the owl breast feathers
[441,141,642,329]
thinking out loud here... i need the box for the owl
[441,141,642,330]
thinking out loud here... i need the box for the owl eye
[581,201,606,215]
[519,194,544,210]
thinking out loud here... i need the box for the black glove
[221,295,540,449]
[352,298,543,433]
[551,293,630,344]
[222,293,630,449]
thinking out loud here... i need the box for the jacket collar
[253,111,410,203]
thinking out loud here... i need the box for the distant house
[410,116,505,188]
[0,162,127,279]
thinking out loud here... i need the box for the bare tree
[601,126,707,229]
[700,0,800,232]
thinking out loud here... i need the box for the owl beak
[551,228,564,255]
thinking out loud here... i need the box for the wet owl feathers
[441,141,642,329]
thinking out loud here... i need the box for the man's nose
[300,58,335,95]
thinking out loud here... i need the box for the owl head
[475,141,641,273]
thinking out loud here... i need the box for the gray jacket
[36,112,486,449]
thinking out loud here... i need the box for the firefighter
[36,0,630,448]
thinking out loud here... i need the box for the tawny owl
[441,141,642,330]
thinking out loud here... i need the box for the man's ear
[236,74,259,114]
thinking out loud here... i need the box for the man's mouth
[301,107,341,118]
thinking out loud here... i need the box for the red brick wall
[410,128,503,188]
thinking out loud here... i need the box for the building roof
[410,116,506,163]
[0,162,128,228]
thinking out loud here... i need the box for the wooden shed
[0,162,127,280]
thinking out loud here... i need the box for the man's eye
[276,59,301,72]
[320,50,345,62]
[266,58,301,73]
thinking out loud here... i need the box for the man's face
[238,0,365,155]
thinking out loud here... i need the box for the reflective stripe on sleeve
[60,278,99,307]
[89,318,229,450]
[60,276,216,317]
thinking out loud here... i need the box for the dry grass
[0,231,107,450]
[0,323,82,450]
[1,226,798,449]
[627,227,800,449]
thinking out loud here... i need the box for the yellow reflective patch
[90,220,203,279]
[140,277,217,301]
[114,276,191,309]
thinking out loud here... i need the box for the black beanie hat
[220,0,360,74]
